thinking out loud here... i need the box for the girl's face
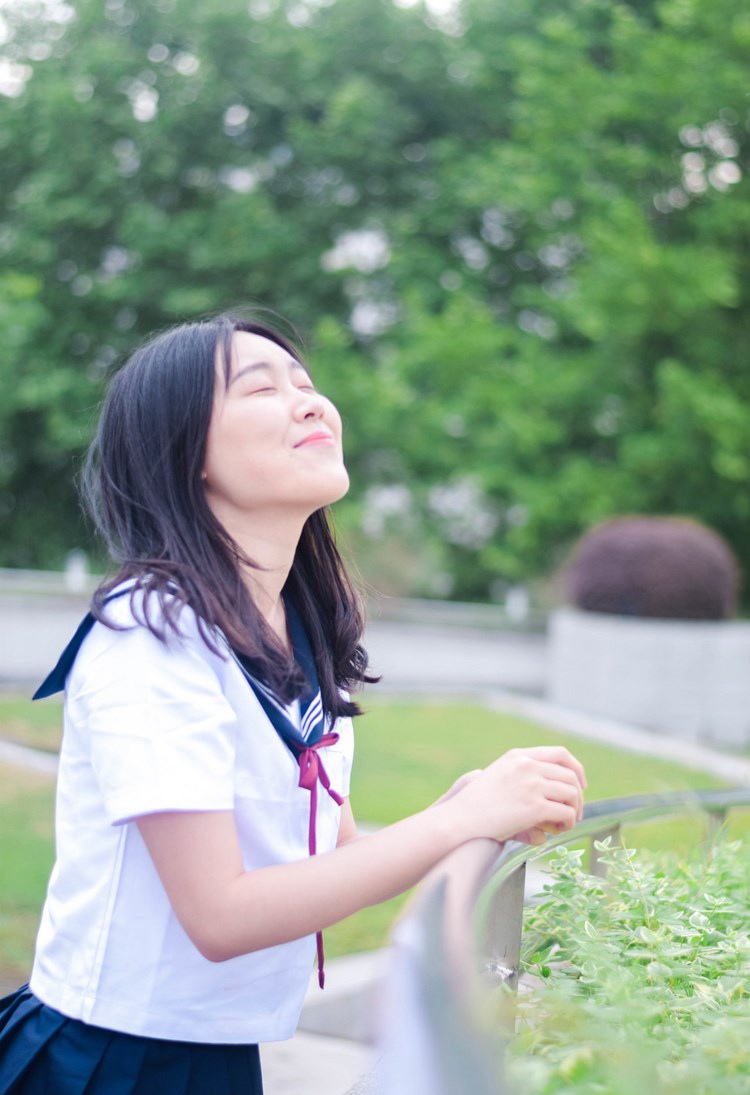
[203,331,349,529]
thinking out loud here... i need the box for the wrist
[429,796,474,853]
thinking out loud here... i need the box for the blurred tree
[0,0,748,601]
[0,0,467,564]
[355,0,750,599]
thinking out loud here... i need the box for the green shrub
[510,837,750,1094]
[564,516,740,620]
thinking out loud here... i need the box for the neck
[212,506,306,644]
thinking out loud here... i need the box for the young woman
[0,313,585,1094]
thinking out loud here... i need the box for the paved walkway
[0,738,58,774]
[485,690,750,786]
[261,1031,377,1095]
[262,950,384,1095]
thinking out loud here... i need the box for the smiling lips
[295,432,335,448]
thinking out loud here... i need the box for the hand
[430,769,483,808]
[442,746,586,846]
[510,822,577,845]
[509,827,548,846]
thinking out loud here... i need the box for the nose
[296,389,326,420]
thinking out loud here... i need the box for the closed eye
[240,386,277,397]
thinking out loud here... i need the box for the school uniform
[0,586,353,1094]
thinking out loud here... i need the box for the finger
[535,761,581,789]
[543,818,577,834]
[525,746,587,789]
[535,764,584,819]
[537,801,579,831]
[523,746,587,788]
[513,826,547,846]
[519,798,577,834]
[548,781,584,823]
[538,772,582,807]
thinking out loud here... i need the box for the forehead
[225,330,300,376]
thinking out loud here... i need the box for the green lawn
[0,693,63,752]
[349,697,724,819]
[0,693,742,973]
[0,765,55,982]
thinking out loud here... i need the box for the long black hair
[82,311,373,720]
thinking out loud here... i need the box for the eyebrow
[229,358,309,387]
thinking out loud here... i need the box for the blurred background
[0,0,748,606]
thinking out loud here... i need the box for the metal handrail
[351,787,750,1095]
[475,787,750,994]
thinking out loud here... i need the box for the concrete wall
[0,593,90,686]
[0,571,548,693]
[548,607,750,748]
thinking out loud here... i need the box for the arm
[336,798,359,846]
[137,745,585,962]
[335,767,482,851]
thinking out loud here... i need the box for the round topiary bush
[564,516,740,620]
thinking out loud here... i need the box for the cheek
[325,402,344,440]
[204,420,252,488]
[208,408,274,465]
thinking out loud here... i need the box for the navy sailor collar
[34,586,328,748]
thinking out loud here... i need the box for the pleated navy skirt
[0,987,263,1095]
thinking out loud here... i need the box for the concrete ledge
[549,607,750,748]
[366,593,546,633]
[0,595,89,684]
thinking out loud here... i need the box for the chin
[325,474,351,507]
[317,468,350,510]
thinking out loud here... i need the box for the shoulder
[70,582,230,698]
[96,581,196,630]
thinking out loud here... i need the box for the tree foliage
[0,0,748,599]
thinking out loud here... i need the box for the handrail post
[481,860,526,992]
[705,808,727,841]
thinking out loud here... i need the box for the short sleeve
[327,714,354,799]
[67,613,238,826]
